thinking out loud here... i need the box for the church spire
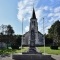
[31,8,36,19]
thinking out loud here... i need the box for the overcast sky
[0,0,60,34]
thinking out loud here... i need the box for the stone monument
[12,8,55,60]
[23,8,41,54]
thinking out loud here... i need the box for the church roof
[38,31,43,35]
[23,31,43,37]
[31,8,36,19]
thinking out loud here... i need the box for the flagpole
[21,0,23,53]
[43,18,45,55]
[21,18,23,53]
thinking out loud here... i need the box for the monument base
[12,47,55,60]
[22,47,42,54]
[12,54,55,60]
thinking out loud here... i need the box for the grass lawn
[37,47,60,55]
[0,47,60,55]
[0,47,28,55]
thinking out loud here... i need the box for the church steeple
[31,8,36,19]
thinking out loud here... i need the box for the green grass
[0,47,60,55]
[37,47,60,55]
[0,47,28,55]
[14,47,28,53]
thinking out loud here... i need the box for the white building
[0,42,7,49]
[22,8,44,46]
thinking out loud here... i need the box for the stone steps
[12,54,55,60]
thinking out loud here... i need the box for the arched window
[32,21,35,26]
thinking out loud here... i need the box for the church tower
[23,8,43,46]
[29,8,39,46]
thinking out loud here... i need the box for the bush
[50,45,58,50]
[11,44,19,49]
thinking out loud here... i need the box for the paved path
[51,55,60,60]
[0,54,60,60]
[0,54,14,60]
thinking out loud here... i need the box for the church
[22,8,44,46]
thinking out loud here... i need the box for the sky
[0,0,60,35]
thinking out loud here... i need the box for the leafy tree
[16,35,22,46]
[0,32,3,35]
[6,25,14,35]
[5,25,14,49]
[48,20,60,46]
[45,34,53,46]
[11,35,22,49]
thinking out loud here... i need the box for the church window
[32,21,35,26]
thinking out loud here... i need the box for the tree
[48,20,60,46]
[16,35,22,46]
[6,25,14,35]
[45,34,53,46]
[5,25,14,49]
[11,35,22,49]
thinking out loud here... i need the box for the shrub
[11,44,19,49]
[50,45,58,50]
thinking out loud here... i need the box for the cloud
[48,13,53,17]
[36,8,43,22]
[54,6,60,13]
[48,6,60,23]
[45,25,51,34]
[17,0,45,33]
[43,6,48,10]
[17,0,33,22]
[46,6,60,33]
[25,26,29,32]
[17,0,45,22]
[17,0,60,34]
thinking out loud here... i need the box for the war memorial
[12,8,55,60]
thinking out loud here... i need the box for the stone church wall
[22,31,44,46]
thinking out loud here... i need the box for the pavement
[0,54,60,60]
[0,54,14,60]
[51,55,60,60]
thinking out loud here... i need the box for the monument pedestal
[12,54,55,60]
[12,47,54,60]
[22,47,41,54]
